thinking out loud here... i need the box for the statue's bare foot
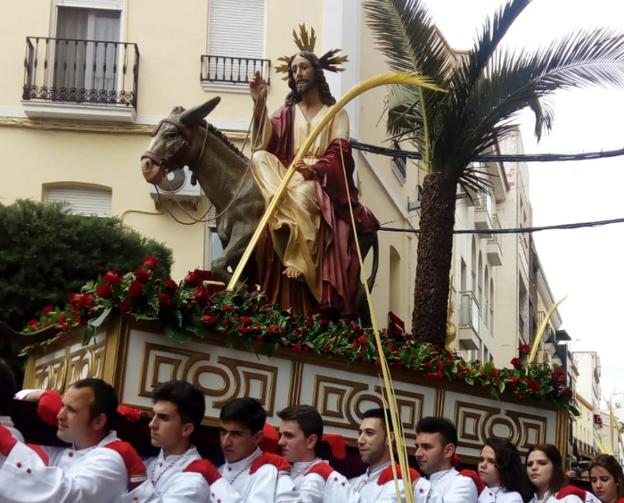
[282,266,303,280]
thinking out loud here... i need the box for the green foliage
[0,199,172,329]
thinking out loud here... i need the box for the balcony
[458,291,480,350]
[22,36,139,122]
[486,215,503,266]
[474,191,494,236]
[200,55,270,91]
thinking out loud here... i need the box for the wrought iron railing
[22,36,140,107]
[200,55,270,85]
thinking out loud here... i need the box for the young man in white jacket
[218,397,299,502]
[122,379,239,502]
[0,378,146,503]
[413,416,479,503]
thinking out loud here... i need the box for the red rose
[103,271,122,285]
[134,268,150,283]
[435,370,444,380]
[128,280,144,298]
[551,367,566,384]
[26,319,40,330]
[508,376,520,387]
[202,314,218,327]
[68,293,84,309]
[194,287,210,305]
[95,283,112,299]
[158,293,173,309]
[267,324,281,334]
[527,379,541,392]
[142,256,159,269]
[83,294,95,308]
[184,269,213,287]
[117,300,132,312]
[510,357,523,370]
[163,278,178,291]
[357,336,368,345]
[519,343,530,356]
[41,305,54,315]
[237,325,251,335]
[292,342,302,351]
[61,322,70,331]
[240,316,252,325]
[560,387,573,400]
[223,304,234,312]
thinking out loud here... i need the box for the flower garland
[21,258,578,414]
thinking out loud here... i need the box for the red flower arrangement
[20,259,579,414]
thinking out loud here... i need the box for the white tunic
[122,446,240,502]
[0,430,135,503]
[350,462,410,502]
[219,447,299,502]
[292,458,362,503]
[479,486,523,503]
[414,468,478,503]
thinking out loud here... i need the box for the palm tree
[364,0,624,347]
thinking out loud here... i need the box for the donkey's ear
[179,97,221,127]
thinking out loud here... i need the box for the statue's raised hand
[250,71,268,105]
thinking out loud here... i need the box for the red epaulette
[460,468,486,495]
[250,452,290,474]
[104,440,147,490]
[556,485,587,500]
[377,464,421,485]
[306,462,334,481]
[184,458,222,485]
[27,444,49,465]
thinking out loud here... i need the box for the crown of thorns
[275,24,349,80]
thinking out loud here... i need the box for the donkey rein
[161,105,266,225]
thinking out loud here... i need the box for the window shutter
[46,186,112,217]
[208,0,264,58]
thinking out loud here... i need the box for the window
[53,4,121,95]
[45,184,112,217]
[205,0,266,85]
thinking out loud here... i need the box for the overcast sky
[422,0,624,403]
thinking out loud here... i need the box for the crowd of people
[1,357,624,502]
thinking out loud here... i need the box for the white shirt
[479,486,523,503]
[292,458,362,503]
[350,462,409,503]
[122,446,240,502]
[528,488,601,503]
[414,468,478,503]
[219,447,299,502]
[0,430,134,502]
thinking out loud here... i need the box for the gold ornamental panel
[139,342,279,416]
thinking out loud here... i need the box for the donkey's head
[141,97,221,184]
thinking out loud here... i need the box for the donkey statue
[141,97,378,323]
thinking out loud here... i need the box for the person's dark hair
[589,454,624,498]
[0,358,17,412]
[362,408,393,435]
[527,443,567,493]
[278,404,323,440]
[71,378,118,431]
[220,397,266,434]
[152,380,205,429]
[485,437,532,498]
[285,51,336,107]
[416,416,458,446]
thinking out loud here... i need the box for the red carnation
[519,343,530,356]
[68,293,84,309]
[142,256,159,269]
[202,314,218,327]
[237,325,251,335]
[560,387,573,400]
[267,324,281,334]
[163,278,178,291]
[95,283,112,299]
[134,268,150,283]
[41,305,54,315]
[103,271,122,285]
[83,294,95,308]
[510,357,523,370]
[194,287,210,305]
[357,336,368,345]
[240,316,252,325]
[158,293,173,309]
[223,304,234,312]
[128,280,144,298]
[292,342,302,351]
[26,319,40,330]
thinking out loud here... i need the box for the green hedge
[0,199,172,330]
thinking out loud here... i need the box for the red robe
[258,105,378,316]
